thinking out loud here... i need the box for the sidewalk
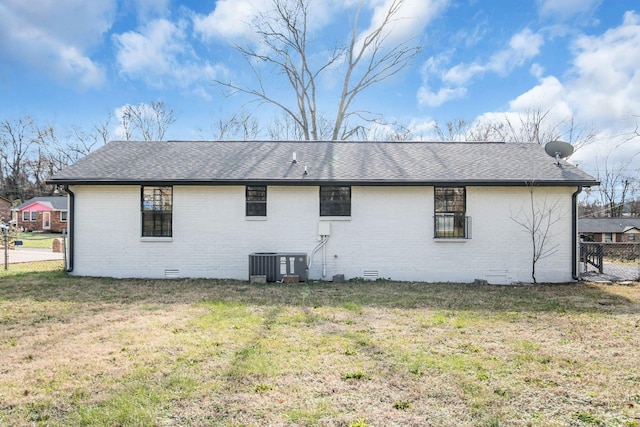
[3,248,64,264]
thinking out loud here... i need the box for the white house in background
[48,140,598,284]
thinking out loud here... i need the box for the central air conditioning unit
[249,252,308,282]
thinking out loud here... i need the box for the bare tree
[211,111,262,140]
[589,145,639,217]
[119,101,176,141]
[430,108,596,153]
[511,184,564,284]
[0,117,40,200]
[214,0,421,140]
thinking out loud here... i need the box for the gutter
[64,185,74,272]
[572,186,582,280]
[47,178,600,188]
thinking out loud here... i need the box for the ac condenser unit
[249,252,308,282]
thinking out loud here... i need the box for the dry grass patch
[0,275,639,426]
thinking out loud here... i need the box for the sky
[1,0,639,179]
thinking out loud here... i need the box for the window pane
[320,186,351,216]
[143,186,172,211]
[247,202,267,216]
[142,212,172,237]
[435,187,464,213]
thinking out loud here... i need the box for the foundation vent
[363,270,379,280]
[164,269,180,278]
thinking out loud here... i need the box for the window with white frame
[60,211,68,222]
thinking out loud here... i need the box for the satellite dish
[544,140,574,164]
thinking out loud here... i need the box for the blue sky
[1,0,639,177]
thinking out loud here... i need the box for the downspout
[64,185,74,272]
[572,186,582,280]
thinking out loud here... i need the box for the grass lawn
[0,274,639,426]
[14,233,63,249]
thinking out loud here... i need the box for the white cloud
[444,28,544,85]
[566,11,640,127]
[113,18,223,95]
[193,0,447,47]
[536,0,602,20]
[459,11,640,175]
[417,85,467,107]
[193,0,268,41]
[0,0,115,87]
[130,0,171,21]
[509,76,572,118]
[418,28,543,107]
[361,0,449,46]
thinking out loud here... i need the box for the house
[579,217,640,243]
[48,140,598,284]
[0,196,11,224]
[12,196,69,233]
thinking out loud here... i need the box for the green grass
[15,232,63,249]
[0,275,639,426]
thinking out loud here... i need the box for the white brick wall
[69,184,576,284]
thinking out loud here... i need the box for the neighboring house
[48,140,598,284]
[12,196,69,233]
[579,217,640,243]
[0,196,11,224]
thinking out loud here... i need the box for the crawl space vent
[164,269,180,278]
[363,270,379,280]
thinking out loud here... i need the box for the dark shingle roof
[13,196,68,211]
[578,217,640,233]
[49,140,598,186]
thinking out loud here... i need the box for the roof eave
[48,178,600,187]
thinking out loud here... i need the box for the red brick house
[0,196,11,224]
[12,196,68,233]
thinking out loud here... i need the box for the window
[434,187,469,238]
[60,211,68,222]
[604,233,612,243]
[141,186,172,237]
[628,234,635,241]
[22,211,37,221]
[246,186,267,217]
[320,186,351,216]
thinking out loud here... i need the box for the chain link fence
[580,242,640,282]
[1,228,66,275]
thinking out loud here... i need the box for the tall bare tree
[0,117,40,200]
[430,108,596,153]
[214,0,421,140]
[591,148,637,217]
[119,101,176,141]
[210,111,262,141]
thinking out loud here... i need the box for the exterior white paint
[69,184,576,284]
